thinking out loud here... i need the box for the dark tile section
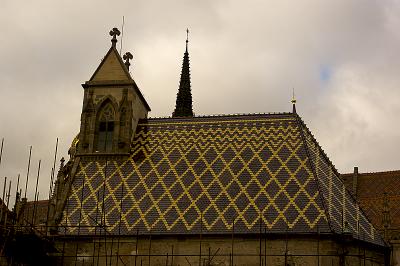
[62,114,367,242]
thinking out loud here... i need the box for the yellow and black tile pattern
[61,114,330,235]
[60,114,383,246]
[301,123,384,246]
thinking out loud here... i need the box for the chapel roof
[60,113,384,246]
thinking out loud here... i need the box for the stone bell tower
[77,28,151,155]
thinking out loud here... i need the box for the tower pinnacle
[123,52,133,70]
[172,29,193,117]
[109,27,121,48]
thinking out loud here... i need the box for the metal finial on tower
[123,52,133,70]
[291,88,297,114]
[186,28,189,52]
[109,27,121,48]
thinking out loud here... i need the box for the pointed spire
[291,88,297,114]
[172,29,193,117]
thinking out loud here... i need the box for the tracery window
[96,103,115,152]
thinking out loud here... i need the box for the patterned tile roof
[341,170,400,231]
[60,113,384,246]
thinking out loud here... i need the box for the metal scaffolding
[0,137,388,266]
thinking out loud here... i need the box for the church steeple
[172,29,193,117]
[77,28,150,156]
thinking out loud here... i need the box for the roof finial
[291,88,297,114]
[109,27,121,48]
[123,52,133,70]
[186,28,189,53]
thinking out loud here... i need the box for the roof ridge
[295,115,340,176]
[148,112,294,120]
[296,114,385,246]
[342,169,400,176]
[293,113,334,233]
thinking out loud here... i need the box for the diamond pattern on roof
[60,114,383,246]
[301,120,384,246]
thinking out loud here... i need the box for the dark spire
[172,29,193,117]
[291,88,297,114]
[109,27,121,48]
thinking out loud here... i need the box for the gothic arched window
[96,102,115,152]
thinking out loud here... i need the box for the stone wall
[53,235,386,266]
[391,240,400,265]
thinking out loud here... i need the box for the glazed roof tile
[60,113,384,246]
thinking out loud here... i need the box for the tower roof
[83,28,151,111]
[89,45,132,82]
[172,29,193,117]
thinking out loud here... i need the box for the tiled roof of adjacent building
[60,113,384,246]
[22,200,49,226]
[341,170,400,232]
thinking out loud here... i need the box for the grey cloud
[0,0,399,204]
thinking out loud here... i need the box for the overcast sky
[0,0,399,202]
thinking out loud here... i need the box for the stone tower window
[96,102,115,152]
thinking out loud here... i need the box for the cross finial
[186,28,189,52]
[109,27,121,48]
[291,88,297,114]
[123,52,133,70]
